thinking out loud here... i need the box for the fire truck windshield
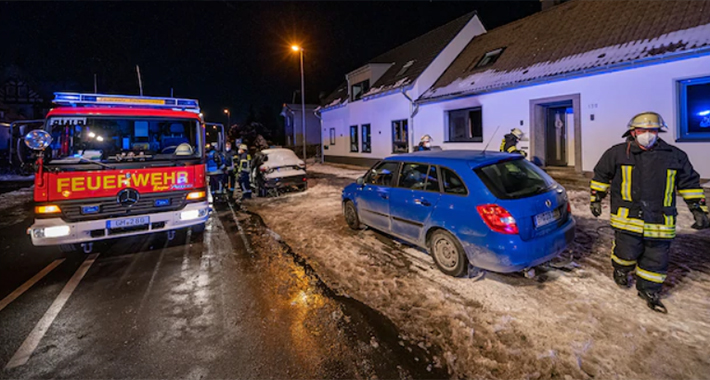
[46,116,201,164]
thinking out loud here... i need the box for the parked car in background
[341,150,575,277]
[251,148,307,197]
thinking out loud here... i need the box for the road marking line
[5,253,99,369]
[227,202,254,255]
[0,259,65,313]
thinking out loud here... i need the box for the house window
[392,119,408,153]
[362,124,371,153]
[447,107,483,142]
[678,76,710,141]
[351,80,370,101]
[329,128,336,145]
[469,48,505,70]
[350,125,359,152]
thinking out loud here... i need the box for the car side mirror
[356,176,364,186]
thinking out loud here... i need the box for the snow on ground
[0,186,33,227]
[247,163,710,379]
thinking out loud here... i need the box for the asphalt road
[0,196,446,379]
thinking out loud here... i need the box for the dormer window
[396,60,415,77]
[351,80,370,101]
[470,47,505,70]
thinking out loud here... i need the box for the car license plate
[107,216,150,229]
[535,209,561,228]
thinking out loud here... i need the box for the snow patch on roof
[424,22,710,99]
[324,97,348,109]
[364,77,412,98]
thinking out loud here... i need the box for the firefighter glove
[590,202,602,218]
[691,209,710,230]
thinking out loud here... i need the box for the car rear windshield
[474,158,555,199]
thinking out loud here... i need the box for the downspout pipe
[401,89,419,152]
[313,108,324,164]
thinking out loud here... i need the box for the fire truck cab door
[204,123,225,153]
[10,119,45,165]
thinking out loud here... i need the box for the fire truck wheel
[59,244,79,254]
[191,223,206,235]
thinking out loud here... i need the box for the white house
[417,0,710,179]
[319,12,487,166]
[322,0,710,180]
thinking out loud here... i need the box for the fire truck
[23,93,211,253]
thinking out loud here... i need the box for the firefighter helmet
[623,112,667,137]
[239,144,248,151]
[420,134,432,142]
[511,128,524,139]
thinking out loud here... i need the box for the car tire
[429,230,468,277]
[191,223,206,235]
[300,183,308,191]
[343,201,364,230]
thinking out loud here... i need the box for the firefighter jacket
[238,152,251,173]
[223,149,235,171]
[591,138,706,239]
[499,134,523,154]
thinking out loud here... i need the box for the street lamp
[291,45,307,165]
[223,108,230,127]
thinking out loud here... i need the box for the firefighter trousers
[611,231,670,293]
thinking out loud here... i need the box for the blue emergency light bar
[53,92,200,111]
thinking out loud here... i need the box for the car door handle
[379,193,389,199]
[415,199,431,206]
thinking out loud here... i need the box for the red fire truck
[24,93,210,253]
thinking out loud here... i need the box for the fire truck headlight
[24,130,53,151]
[180,208,208,221]
[33,226,71,238]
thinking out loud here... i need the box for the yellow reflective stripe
[636,268,667,283]
[590,180,610,191]
[610,208,644,234]
[663,169,676,207]
[506,146,516,153]
[611,253,636,266]
[701,205,709,213]
[591,195,598,202]
[679,188,705,200]
[610,208,677,238]
[499,139,506,152]
[621,165,632,201]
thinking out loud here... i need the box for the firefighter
[206,144,225,199]
[223,141,236,192]
[590,112,709,313]
[500,128,527,156]
[417,135,433,151]
[237,144,252,200]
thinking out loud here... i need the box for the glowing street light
[291,44,307,165]
[223,108,230,127]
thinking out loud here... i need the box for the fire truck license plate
[534,209,561,228]
[108,216,150,229]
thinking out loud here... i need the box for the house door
[545,107,568,166]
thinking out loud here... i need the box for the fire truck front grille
[60,191,190,222]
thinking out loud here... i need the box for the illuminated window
[392,120,408,153]
[678,76,710,141]
[361,124,371,153]
[350,125,358,152]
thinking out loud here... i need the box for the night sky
[2,1,539,124]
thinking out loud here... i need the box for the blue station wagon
[341,150,576,277]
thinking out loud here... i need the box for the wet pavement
[0,198,446,379]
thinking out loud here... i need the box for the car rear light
[566,201,571,213]
[186,191,206,200]
[260,166,267,172]
[476,204,519,234]
[36,205,61,214]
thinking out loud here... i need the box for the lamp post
[291,45,307,165]
[223,108,230,128]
